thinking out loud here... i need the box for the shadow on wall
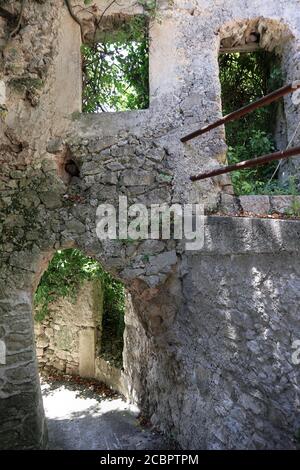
[180,216,300,449]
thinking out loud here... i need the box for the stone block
[121,170,154,186]
[270,196,300,214]
[53,360,65,372]
[36,335,49,349]
[79,328,95,378]
[147,250,177,275]
[39,191,62,209]
[219,193,240,214]
[239,195,270,214]
[46,138,63,154]
[36,348,44,357]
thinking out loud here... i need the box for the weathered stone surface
[270,195,300,214]
[121,170,154,186]
[147,251,177,275]
[39,191,62,210]
[34,280,103,377]
[175,245,300,449]
[239,196,271,214]
[1,0,300,452]
[79,328,96,379]
[36,335,49,349]
[0,81,6,105]
[95,357,124,395]
[46,138,64,154]
[219,193,240,214]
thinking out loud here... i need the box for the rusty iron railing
[181,81,300,143]
[181,81,300,182]
[190,146,300,182]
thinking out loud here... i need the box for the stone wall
[125,217,300,450]
[1,0,300,450]
[34,278,125,393]
[34,280,103,377]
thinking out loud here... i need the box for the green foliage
[34,249,125,365]
[138,0,157,10]
[228,129,276,195]
[219,50,286,195]
[82,15,149,113]
[284,177,300,216]
[34,249,99,321]
[9,76,44,93]
[286,198,300,217]
[100,274,126,367]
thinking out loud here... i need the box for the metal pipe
[181,81,300,143]
[190,146,300,182]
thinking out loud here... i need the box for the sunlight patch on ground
[41,381,140,421]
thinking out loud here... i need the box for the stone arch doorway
[0,230,180,449]
[33,248,126,391]
[31,247,171,450]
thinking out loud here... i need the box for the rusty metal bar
[181,81,300,143]
[190,146,300,182]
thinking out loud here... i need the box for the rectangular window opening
[218,49,293,196]
[82,15,149,113]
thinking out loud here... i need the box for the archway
[34,248,125,386]
[31,247,169,450]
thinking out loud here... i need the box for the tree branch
[10,0,27,38]
[65,0,84,41]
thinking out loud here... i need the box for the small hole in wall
[82,15,149,113]
[65,160,80,178]
[54,148,80,184]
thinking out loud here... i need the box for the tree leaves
[219,50,284,195]
[82,16,149,113]
[34,249,125,328]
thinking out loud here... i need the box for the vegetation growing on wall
[99,274,125,367]
[34,249,125,366]
[219,50,292,195]
[82,15,149,112]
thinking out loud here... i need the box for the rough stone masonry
[0,0,300,449]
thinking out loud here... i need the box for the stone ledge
[219,193,300,216]
[195,216,300,255]
[239,195,271,214]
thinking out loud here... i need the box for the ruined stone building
[0,0,300,450]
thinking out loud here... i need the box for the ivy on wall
[34,249,125,366]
